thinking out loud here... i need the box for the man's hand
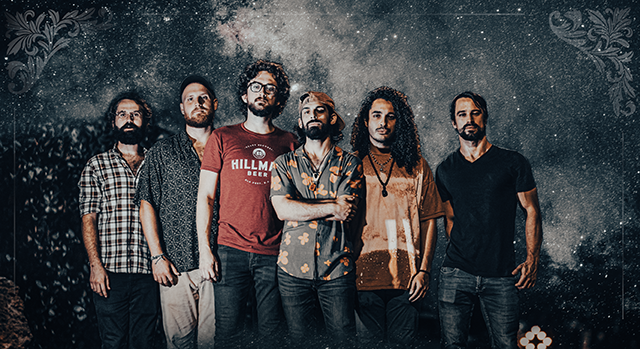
[330,195,357,222]
[90,264,110,298]
[199,249,220,282]
[152,256,180,287]
[512,259,538,290]
[408,271,430,302]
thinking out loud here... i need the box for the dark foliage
[0,119,167,349]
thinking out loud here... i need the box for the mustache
[463,122,480,129]
[119,122,138,130]
[306,120,322,126]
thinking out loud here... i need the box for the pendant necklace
[304,146,333,191]
[367,152,395,197]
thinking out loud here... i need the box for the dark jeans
[438,267,519,349]
[278,268,357,349]
[214,245,284,349]
[356,289,419,347]
[93,272,159,349]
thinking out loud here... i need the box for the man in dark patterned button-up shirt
[136,75,219,349]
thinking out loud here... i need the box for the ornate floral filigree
[4,8,113,95]
[550,8,635,117]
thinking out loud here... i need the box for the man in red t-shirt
[196,59,297,348]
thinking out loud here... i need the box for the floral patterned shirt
[270,145,364,280]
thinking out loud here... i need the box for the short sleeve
[435,163,451,203]
[135,146,161,210]
[419,158,445,221]
[336,155,364,198]
[270,155,298,198]
[78,158,101,217]
[514,153,536,193]
[201,129,223,173]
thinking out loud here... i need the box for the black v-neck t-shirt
[435,146,536,277]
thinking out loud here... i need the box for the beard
[304,121,330,140]
[248,99,277,117]
[457,123,486,141]
[115,122,145,144]
[185,108,214,127]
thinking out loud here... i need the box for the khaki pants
[159,269,215,349]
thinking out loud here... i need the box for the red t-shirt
[201,123,297,255]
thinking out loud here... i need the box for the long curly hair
[237,59,290,118]
[350,86,421,174]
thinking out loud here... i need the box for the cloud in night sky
[203,0,638,272]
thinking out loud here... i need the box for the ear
[451,119,457,129]
[180,103,185,116]
[364,116,368,128]
[213,99,219,111]
[330,113,337,125]
[241,94,247,104]
[298,117,303,129]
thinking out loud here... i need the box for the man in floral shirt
[270,91,363,348]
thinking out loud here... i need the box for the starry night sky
[2,0,638,347]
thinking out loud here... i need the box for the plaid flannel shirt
[78,145,151,274]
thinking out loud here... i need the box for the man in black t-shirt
[435,91,542,349]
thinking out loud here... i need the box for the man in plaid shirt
[79,91,159,349]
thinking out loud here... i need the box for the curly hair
[449,91,488,122]
[350,86,421,174]
[105,90,152,127]
[237,59,290,118]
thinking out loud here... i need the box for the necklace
[367,152,395,197]
[303,146,333,190]
[369,151,392,172]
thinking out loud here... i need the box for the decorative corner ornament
[4,8,113,95]
[549,8,636,117]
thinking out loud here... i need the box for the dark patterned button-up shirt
[271,146,364,280]
[136,130,218,273]
[78,144,150,274]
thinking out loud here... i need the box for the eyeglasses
[116,111,142,120]
[248,81,277,95]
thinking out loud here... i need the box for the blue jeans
[356,289,419,347]
[278,268,356,348]
[214,245,284,348]
[93,272,159,349]
[438,267,519,349]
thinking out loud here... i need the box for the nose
[197,96,205,106]
[128,112,135,121]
